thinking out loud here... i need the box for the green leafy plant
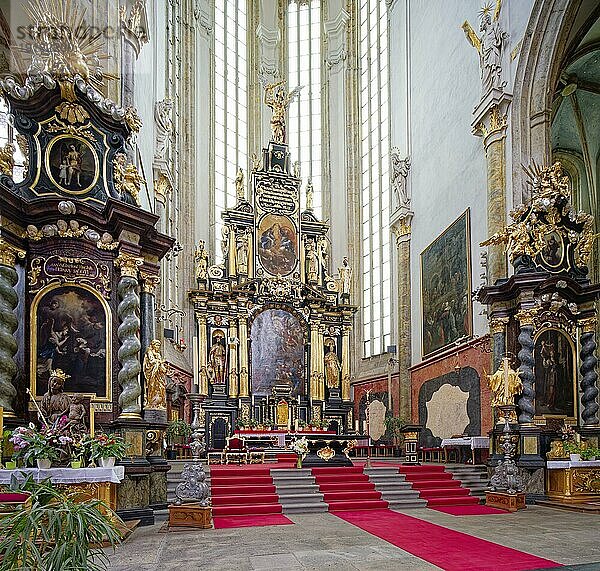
[0,477,122,570]
[384,415,406,446]
[564,441,599,460]
[165,420,192,445]
[9,424,63,466]
[235,418,249,429]
[297,419,307,429]
[579,445,600,460]
[88,433,129,460]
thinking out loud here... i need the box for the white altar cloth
[546,460,600,469]
[0,466,125,484]
[440,437,489,449]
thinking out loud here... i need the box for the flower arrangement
[88,433,128,460]
[564,440,599,461]
[9,423,65,466]
[290,436,309,468]
[165,419,192,445]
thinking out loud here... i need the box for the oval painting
[257,214,298,276]
[540,231,564,268]
[45,135,99,195]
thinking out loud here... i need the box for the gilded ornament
[140,272,160,294]
[317,446,335,461]
[194,241,209,281]
[55,102,89,124]
[487,357,523,407]
[0,239,25,267]
[114,152,144,205]
[0,143,15,176]
[515,307,538,326]
[579,317,598,335]
[124,106,143,133]
[251,152,261,172]
[489,316,509,334]
[96,233,119,251]
[546,440,567,459]
[154,172,172,205]
[114,252,144,278]
[572,471,600,493]
[143,339,169,410]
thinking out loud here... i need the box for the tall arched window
[360,0,390,357]
[214,0,248,259]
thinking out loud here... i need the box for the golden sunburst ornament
[19,0,118,99]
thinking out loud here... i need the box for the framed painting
[421,209,472,357]
[45,134,99,195]
[257,214,298,276]
[31,283,111,401]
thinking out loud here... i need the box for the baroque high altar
[190,83,357,447]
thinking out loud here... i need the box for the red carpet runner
[431,505,507,516]
[213,514,293,529]
[210,466,283,517]
[334,509,561,571]
[399,465,480,507]
[312,466,388,511]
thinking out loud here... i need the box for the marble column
[0,240,24,417]
[238,314,250,397]
[197,314,209,396]
[228,319,239,398]
[341,325,351,401]
[579,317,599,426]
[515,309,536,425]
[115,253,144,419]
[139,273,160,363]
[489,316,510,371]
[472,94,512,284]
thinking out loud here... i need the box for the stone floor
[105,507,600,571]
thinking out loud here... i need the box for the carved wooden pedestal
[168,503,212,529]
[485,491,526,512]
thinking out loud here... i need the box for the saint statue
[263,81,302,144]
[306,241,319,283]
[194,240,209,281]
[143,339,169,409]
[236,231,249,274]
[486,357,523,408]
[208,334,227,384]
[235,167,245,202]
[390,150,410,209]
[338,256,352,300]
[65,395,87,437]
[306,179,314,211]
[324,342,341,389]
[153,98,173,167]
[40,369,72,427]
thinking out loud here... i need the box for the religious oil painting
[534,329,575,417]
[421,209,472,356]
[46,135,99,194]
[251,309,305,397]
[540,231,564,268]
[33,285,109,399]
[257,213,298,276]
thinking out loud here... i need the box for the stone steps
[365,467,427,509]
[272,468,328,514]
[444,465,488,498]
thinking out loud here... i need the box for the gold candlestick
[0,406,4,468]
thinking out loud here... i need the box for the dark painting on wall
[257,214,298,276]
[534,329,575,417]
[421,210,472,356]
[46,136,98,194]
[33,286,108,398]
[250,309,305,397]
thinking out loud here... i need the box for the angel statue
[462,1,508,94]
[487,357,523,408]
[263,80,303,144]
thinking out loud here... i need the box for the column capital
[580,316,597,334]
[140,272,160,294]
[515,307,538,327]
[471,91,512,147]
[0,239,25,267]
[489,316,510,334]
[391,211,414,245]
[115,252,144,278]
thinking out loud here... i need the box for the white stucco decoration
[425,384,470,439]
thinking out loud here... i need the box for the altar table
[0,467,125,511]
[234,430,336,448]
[546,460,600,504]
[440,437,490,464]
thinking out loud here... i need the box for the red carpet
[399,465,480,507]
[431,505,508,516]
[312,467,388,511]
[334,509,561,571]
[213,514,293,529]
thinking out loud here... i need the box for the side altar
[189,83,357,449]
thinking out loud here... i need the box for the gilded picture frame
[420,209,472,357]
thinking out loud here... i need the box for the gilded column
[246,235,254,279]
[0,240,24,416]
[341,325,351,401]
[228,225,237,278]
[317,325,326,401]
[515,308,536,425]
[115,253,144,418]
[579,317,599,426]
[310,322,320,400]
[228,319,239,398]
[238,314,249,397]
[197,314,209,396]
[490,316,510,371]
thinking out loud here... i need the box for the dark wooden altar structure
[478,162,600,500]
[189,108,356,448]
[0,14,173,524]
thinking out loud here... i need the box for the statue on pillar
[236,231,249,274]
[338,256,352,301]
[487,357,523,408]
[143,339,169,409]
[324,340,341,389]
[235,167,245,203]
[207,332,227,384]
[306,241,319,283]
[263,80,302,144]
[194,240,209,282]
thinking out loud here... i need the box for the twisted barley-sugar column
[579,318,599,426]
[516,310,536,425]
[0,240,24,416]
[116,253,144,418]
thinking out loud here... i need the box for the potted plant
[165,419,192,460]
[579,445,600,461]
[89,433,128,467]
[0,477,122,570]
[297,419,307,431]
[9,424,61,468]
[235,418,248,430]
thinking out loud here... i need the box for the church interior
[0,0,599,570]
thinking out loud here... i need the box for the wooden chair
[224,436,247,465]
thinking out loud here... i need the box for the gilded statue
[114,152,143,205]
[207,334,227,384]
[487,357,523,407]
[194,240,209,281]
[0,142,15,176]
[324,341,341,389]
[547,440,567,460]
[40,369,73,427]
[235,167,245,202]
[143,339,169,409]
[306,241,319,283]
[263,81,302,144]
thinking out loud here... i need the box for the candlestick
[0,406,3,468]
[192,336,199,392]
[89,404,95,437]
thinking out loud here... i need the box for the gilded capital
[515,307,538,327]
[0,239,25,267]
[114,252,144,278]
[140,272,160,294]
[489,316,510,335]
[579,317,597,334]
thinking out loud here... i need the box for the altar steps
[444,465,489,499]
[271,469,328,514]
[364,467,427,509]
[398,465,480,507]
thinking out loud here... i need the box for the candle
[355,419,359,432]
[89,404,95,437]
[297,395,301,405]
[192,336,199,392]
[294,419,299,431]
[503,357,509,404]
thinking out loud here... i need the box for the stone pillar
[139,273,160,364]
[228,319,239,398]
[238,314,249,397]
[115,253,144,419]
[197,314,209,396]
[579,317,599,426]
[310,321,321,401]
[391,216,412,422]
[472,93,512,284]
[515,309,536,425]
[489,316,510,371]
[341,325,351,401]
[0,240,24,417]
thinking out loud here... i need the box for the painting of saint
[534,330,574,417]
[540,232,563,268]
[251,309,305,397]
[421,210,472,356]
[257,214,298,276]
[47,136,98,193]
[34,286,108,398]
